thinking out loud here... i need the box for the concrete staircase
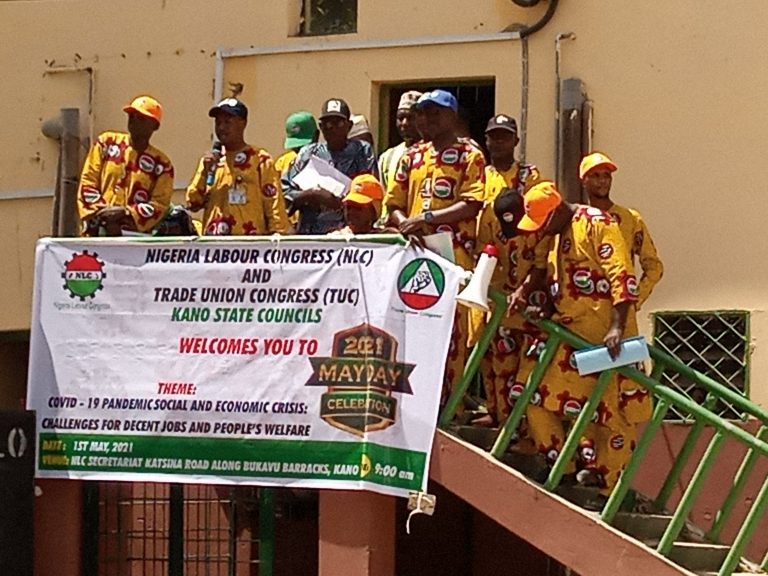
[430,428,765,576]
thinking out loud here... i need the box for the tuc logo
[305,324,415,437]
[397,258,445,310]
[62,251,106,300]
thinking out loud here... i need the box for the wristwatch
[423,210,435,224]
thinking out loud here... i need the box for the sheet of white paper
[293,156,351,198]
[423,232,455,263]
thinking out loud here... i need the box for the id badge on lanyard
[229,175,246,205]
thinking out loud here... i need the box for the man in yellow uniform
[77,95,173,236]
[516,181,640,492]
[378,90,422,190]
[186,98,289,235]
[472,114,540,426]
[385,89,486,401]
[580,151,664,423]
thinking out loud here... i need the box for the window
[299,0,357,36]
[653,311,750,421]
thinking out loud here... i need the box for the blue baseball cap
[416,90,458,112]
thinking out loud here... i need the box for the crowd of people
[76,89,664,494]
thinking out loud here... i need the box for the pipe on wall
[43,108,81,237]
[518,36,530,163]
[519,0,559,38]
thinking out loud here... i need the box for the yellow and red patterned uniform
[386,140,485,269]
[275,149,299,226]
[511,206,640,491]
[385,140,486,396]
[607,204,663,310]
[472,162,540,423]
[607,203,664,423]
[77,131,173,235]
[186,146,289,235]
[274,149,298,177]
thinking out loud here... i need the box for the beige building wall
[2,0,767,403]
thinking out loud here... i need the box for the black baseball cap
[493,187,525,239]
[320,98,351,120]
[486,113,518,134]
[209,98,248,120]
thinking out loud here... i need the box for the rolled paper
[573,336,650,376]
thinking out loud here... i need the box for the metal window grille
[87,481,265,576]
[299,0,357,36]
[653,311,750,421]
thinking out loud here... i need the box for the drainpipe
[42,108,81,237]
[518,0,560,38]
[518,35,530,163]
[554,32,576,186]
[510,0,561,162]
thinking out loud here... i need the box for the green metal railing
[439,289,768,576]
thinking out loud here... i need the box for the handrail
[439,289,768,576]
[537,318,768,458]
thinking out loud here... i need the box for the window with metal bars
[653,311,750,421]
[299,0,357,36]
[85,482,265,576]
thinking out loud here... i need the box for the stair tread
[674,541,731,551]
[615,512,673,520]
[641,538,731,551]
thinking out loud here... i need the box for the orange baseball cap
[123,95,163,124]
[344,174,384,217]
[579,152,617,180]
[518,181,562,232]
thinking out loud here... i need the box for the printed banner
[27,237,462,497]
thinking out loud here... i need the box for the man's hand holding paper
[293,156,351,198]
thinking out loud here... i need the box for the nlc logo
[61,251,106,300]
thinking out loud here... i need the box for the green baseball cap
[284,111,317,149]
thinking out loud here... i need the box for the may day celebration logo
[306,324,415,436]
[397,258,445,310]
[61,251,106,300]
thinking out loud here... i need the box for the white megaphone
[457,243,499,312]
